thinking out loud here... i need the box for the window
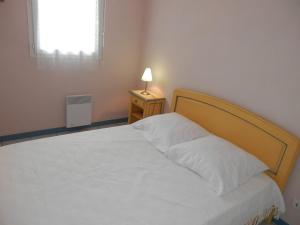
[29,0,104,60]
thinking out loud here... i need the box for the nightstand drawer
[131,96,144,108]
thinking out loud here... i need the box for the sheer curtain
[28,0,105,69]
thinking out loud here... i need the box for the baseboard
[0,118,128,143]
[273,218,289,225]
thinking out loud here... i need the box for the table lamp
[141,68,153,95]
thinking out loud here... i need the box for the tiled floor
[0,122,127,147]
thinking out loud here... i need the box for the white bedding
[0,125,285,225]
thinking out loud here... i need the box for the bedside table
[128,90,166,124]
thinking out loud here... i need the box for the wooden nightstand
[128,90,165,124]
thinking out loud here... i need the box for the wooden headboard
[171,89,300,191]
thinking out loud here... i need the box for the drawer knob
[135,100,138,103]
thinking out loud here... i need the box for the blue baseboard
[0,118,128,143]
[273,218,289,225]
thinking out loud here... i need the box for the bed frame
[171,89,300,223]
[171,88,300,191]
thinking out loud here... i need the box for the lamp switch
[293,199,300,209]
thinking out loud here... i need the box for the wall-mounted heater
[66,95,92,128]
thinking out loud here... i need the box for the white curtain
[28,0,105,69]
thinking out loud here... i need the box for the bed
[0,89,299,225]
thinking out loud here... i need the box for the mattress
[0,125,285,225]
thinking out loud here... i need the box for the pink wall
[142,0,300,224]
[0,0,145,136]
[1,0,300,223]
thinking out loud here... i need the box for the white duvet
[0,125,285,225]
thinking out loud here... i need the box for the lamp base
[140,90,151,95]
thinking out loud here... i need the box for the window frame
[27,0,105,60]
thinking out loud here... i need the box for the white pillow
[132,113,209,152]
[167,135,268,196]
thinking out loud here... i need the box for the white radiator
[66,95,92,128]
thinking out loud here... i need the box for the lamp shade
[141,68,153,82]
